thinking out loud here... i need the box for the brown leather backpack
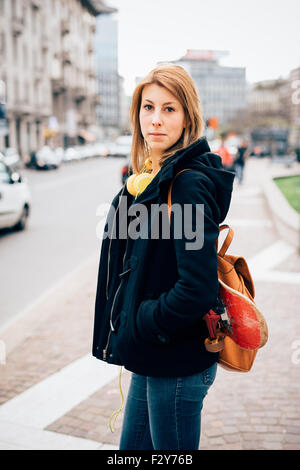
[214,225,260,371]
[168,169,268,372]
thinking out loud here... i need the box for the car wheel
[15,205,29,231]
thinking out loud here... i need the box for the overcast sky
[106,0,300,96]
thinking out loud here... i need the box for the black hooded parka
[92,137,235,377]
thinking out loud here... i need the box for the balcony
[88,69,96,79]
[34,66,44,82]
[62,51,72,65]
[73,86,86,102]
[31,0,41,9]
[61,20,70,36]
[41,34,50,52]
[39,104,51,118]
[11,16,24,37]
[11,100,33,116]
[93,94,101,105]
[85,0,117,15]
[51,78,66,94]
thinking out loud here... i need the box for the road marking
[0,421,102,450]
[226,219,272,227]
[252,270,300,284]
[248,240,296,272]
[0,354,119,429]
[232,187,263,197]
[230,197,264,205]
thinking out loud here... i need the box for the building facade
[248,78,289,119]
[287,67,300,149]
[289,67,300,127]
[94,13,119,136]
[0,0,115,162]
[168,49,247,128]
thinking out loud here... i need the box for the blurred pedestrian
[92,64,234,450]
[234,140,249,185]
[216,138,234,172]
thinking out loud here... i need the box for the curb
[262,164,300,250]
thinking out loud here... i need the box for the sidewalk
[0,157,300,450]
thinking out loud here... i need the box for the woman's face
[139,83,186,159]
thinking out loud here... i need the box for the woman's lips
[149,133,166,136]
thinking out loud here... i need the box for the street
[0,157,124,329]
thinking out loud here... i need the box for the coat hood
[127,137,235,224]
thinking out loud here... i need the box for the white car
[92,142,109,158]
[107,135,132,158]
[35,146,62,169]
[0,159,31,231]
[0,147,21,171]
[63,147,77,162]
[63,147,82,162]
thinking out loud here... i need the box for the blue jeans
[119,363,217,450]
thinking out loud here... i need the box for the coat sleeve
[136,170,220,345]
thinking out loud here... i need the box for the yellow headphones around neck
[126,157,155,197]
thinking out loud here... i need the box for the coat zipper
[103,185,129,361]
[103,282,121,360]
[106,185,126,301]
[103,245,128,360]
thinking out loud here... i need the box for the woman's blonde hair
[130,64,205,174]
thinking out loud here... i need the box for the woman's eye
[165,107,175,112]
[144,104,152,110]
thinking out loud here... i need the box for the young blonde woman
[92,64,235,450]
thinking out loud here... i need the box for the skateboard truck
[204,309,225,353]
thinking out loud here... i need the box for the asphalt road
[0,156,125,329]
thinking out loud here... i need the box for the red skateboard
[204,279,268,352]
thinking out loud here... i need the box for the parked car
[80,143,95,159]
[28,146,62,169]
[121,155,133,185]
[0,147,21,171]
[54,147,65,162]
[0,158,31,231]
[38,146,62,169]
[92,142,109,158]
[63,147,81,162]
[107,135,132,158]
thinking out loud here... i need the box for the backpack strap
[167,168,192,221]
[218,225,234,257]
[167,169,234,256]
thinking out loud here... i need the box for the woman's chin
[148,143,168,155]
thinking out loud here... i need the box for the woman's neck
[150,153,161,177]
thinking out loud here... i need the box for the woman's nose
[152,112,162,126]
